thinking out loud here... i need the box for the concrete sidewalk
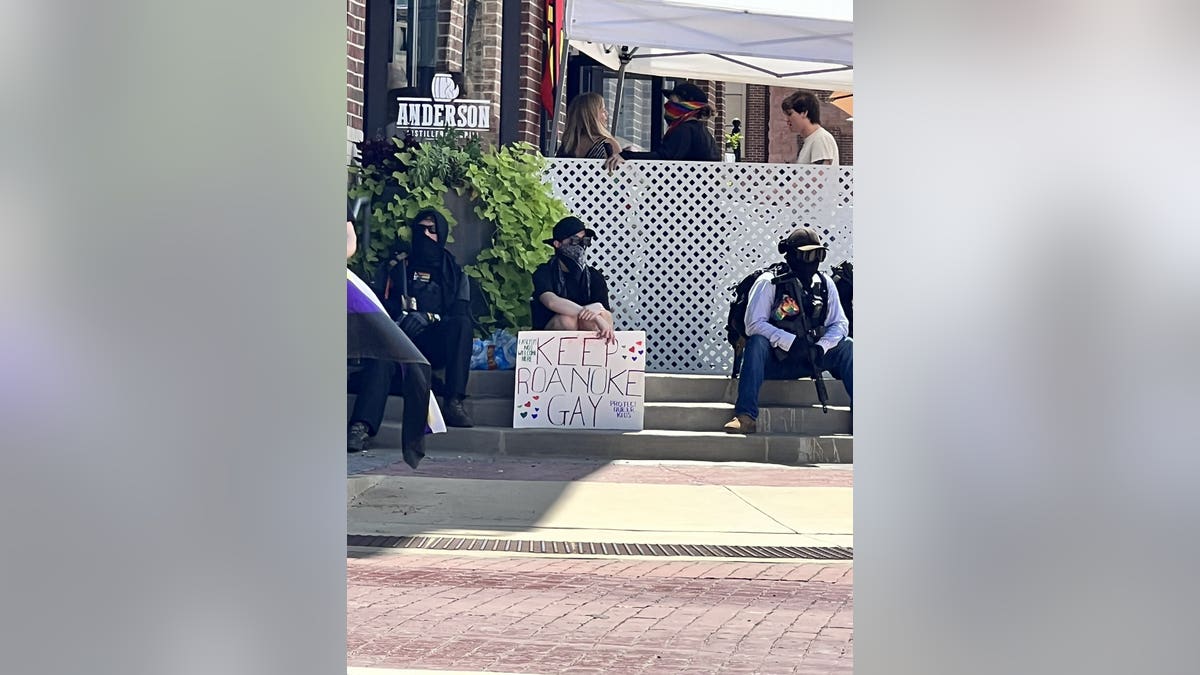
[347,455,854,673]
[348,454,853,550]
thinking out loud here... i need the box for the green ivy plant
[347,136,408,276]
[464,142,570,334]
[348,131,570,336]
[347,128,481,277]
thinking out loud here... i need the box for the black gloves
[397,311,431,338]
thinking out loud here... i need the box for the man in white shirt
[781,91,840,166]
[724,227,852,434]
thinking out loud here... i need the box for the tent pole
[610,47,635,136]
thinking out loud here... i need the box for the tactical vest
[768,274,830,340]
[406,262,445,315]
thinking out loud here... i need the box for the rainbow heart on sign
[516,399,541,420]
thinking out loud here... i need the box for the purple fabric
[347,279,384,314]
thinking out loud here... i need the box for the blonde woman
[556,92,624,171]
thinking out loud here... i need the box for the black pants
[411,315,472,399]
[347,359,402,435]
[348,315,471,434]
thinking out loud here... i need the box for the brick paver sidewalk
[348,552,853,674]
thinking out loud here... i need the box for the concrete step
[373,397,851,435]
[465,370,850,407]
[374,423,853,465]
[642,402,851,435]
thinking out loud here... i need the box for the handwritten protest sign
[512,331,646,430]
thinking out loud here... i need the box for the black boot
[442,397,474,428]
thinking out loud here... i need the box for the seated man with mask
[724,226,853,434]
[531,216,616,344]
[347,209,474,452]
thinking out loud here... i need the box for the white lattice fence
[545,159,853,374]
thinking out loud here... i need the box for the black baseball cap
[543,216,597,245]
[662,82,708,105]
[778,227,826,254]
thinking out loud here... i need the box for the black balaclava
[779,226,827,283]
[785,249,821,282]
[410,209,449,269]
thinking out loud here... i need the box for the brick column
[712,80,726,148]
[347,0,367,153]
[463,0,504,147]
[516,0,547,147]
[437,0,467,72]
[743,84,769,163]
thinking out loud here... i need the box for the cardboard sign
[512,331,646,430]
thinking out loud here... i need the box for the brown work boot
[723,414,757,434]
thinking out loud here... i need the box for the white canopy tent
[567,0,854,91]
[550,0,854,149]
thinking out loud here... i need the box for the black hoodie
[622,120,720,161]
[373,209,470,319]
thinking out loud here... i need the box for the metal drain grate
[347,535,852,560]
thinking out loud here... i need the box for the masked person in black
[531,216,616,344]
[724,227,853,434]
[347,209,474,452]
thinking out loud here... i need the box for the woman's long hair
[559,92,616,158]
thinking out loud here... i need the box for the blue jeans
[734,335,853,419]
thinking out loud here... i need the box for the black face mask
[784,247,826,283]
[410,212,448,268]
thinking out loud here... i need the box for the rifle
[392,253,441,335]
[772,271,829,413]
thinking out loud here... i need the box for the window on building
[603,76,653,151]
[387,1,410,91]
[387,0,440,97]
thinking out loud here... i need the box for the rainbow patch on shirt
[773,295,801,321]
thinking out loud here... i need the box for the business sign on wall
[395,73,492,139]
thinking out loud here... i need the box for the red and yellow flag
[541,0,565,116]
